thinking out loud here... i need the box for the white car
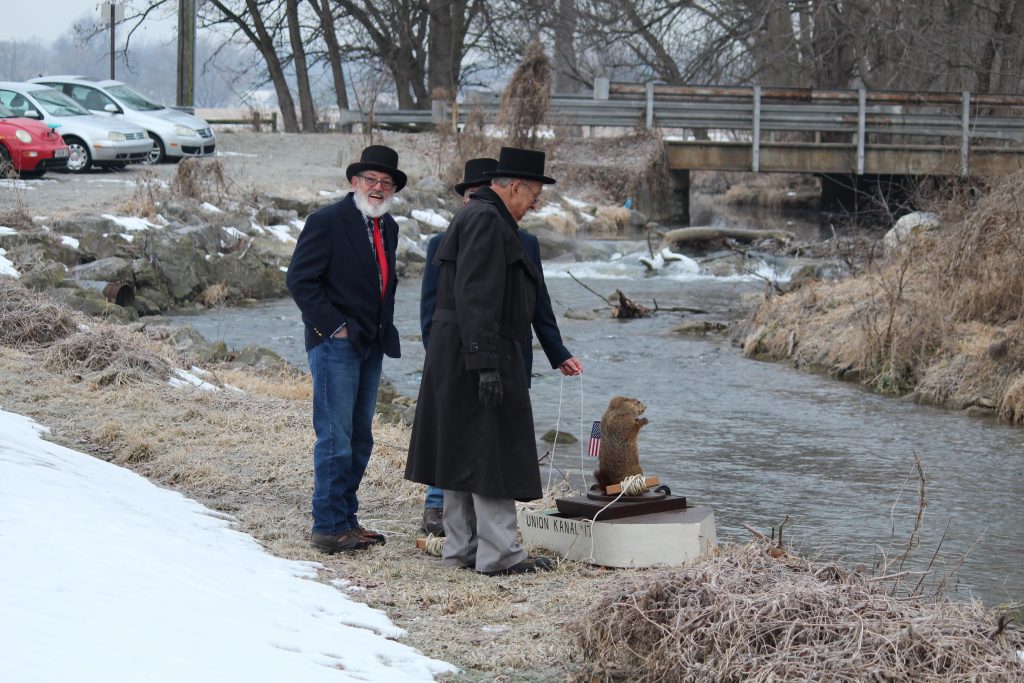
[32,76,216,164]
[0,82,153,173]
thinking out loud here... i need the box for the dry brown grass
[2,310,1021,680]
[574,543,1023,682]
[0,277,79,347]
[44,324,172,385]
[742,167,1024,413]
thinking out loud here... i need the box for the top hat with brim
[454,157,498,196]
[485,146,556,185]
[346,144,407,192]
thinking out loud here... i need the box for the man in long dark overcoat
[405,147,558,576]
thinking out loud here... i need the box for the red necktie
[372,217,388,299]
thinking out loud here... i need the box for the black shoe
[421,508,445,536]
[479,556,555,576]
[310,529,373,554]
[353,523,386,545]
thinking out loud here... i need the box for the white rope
[583,474,649,562]
[420,535,444,557]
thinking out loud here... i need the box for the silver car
[32,76,216,164]
[0,82,153,173]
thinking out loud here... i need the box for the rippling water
[165,244,1024,607]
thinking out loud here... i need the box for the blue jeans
[308,337,383,535]
[424,485,444,510]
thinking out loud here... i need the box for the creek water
[164,235,1024,608]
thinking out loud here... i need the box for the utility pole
[176,0,196,109]
[101,1,122,79]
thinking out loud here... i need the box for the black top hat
[485,146,555,185]
[454,157,498,196]
[345,144,408,191]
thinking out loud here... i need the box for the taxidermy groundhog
[593,396,649,488]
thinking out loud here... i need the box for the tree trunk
[308,0,350,130]
[209,0,300,133]
[552,0,578,93]
[662,226,796,246]
[285,0,318,131]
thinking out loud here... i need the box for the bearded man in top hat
[405,146,563,575]
[287,144,404,554]
[416,157,583,537]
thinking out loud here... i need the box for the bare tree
[285,0,318,130]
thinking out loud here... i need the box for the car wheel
[64,138,92,173]
[0,145,13,178]
[146,134,165,164]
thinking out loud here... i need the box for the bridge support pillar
[669,169,690,226]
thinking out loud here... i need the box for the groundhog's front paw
[636,417,649,426]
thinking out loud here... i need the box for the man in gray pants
[405,147,561,575]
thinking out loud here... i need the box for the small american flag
[587,420,601,457]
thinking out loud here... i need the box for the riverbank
[1,277,1022,680]
[738,171,1024,424]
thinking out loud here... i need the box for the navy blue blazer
[287,193,401,358]
[420,229,570,385]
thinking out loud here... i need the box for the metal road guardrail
[339,79,1024,177]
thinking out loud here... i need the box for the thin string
[546,370,587,495]
[583,473,649,561]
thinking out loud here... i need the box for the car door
[64,84,121,116]
[0,89,42,120]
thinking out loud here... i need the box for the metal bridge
[347,79,1024,223]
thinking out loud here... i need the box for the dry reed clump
[171,158,230,201]
[0,277,79,347]
[498,39,551,149]
[44,325,172,385]
[573,544,1024,682]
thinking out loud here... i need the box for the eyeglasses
[357,174,395,191]
[518,181,541,204]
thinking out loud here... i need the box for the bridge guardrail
[338,80,1024,176]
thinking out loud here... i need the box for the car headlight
[174,124,200,137]
[15,130,33,143]
[108,131,127,141]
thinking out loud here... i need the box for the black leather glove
[478,369,503,407]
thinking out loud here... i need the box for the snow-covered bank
[0,408,455,682]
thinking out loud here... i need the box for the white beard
[353,190,393,218]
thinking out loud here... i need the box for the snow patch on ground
[0,407,457,682]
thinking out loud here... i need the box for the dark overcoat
[285,192,400,358]
[405,187,542,501]
[420,229,571,385]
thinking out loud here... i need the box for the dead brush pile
[573,544,1024,682]
[0,277,79,347]
[45,324,172,385]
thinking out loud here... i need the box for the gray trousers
[442,490,526,573]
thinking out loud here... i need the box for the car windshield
[0,104,14,118]
[32,89,91,116]
[107,85,164,111]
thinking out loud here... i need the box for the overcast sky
[2,1,174,45]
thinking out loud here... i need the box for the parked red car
[0,103,69,178]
